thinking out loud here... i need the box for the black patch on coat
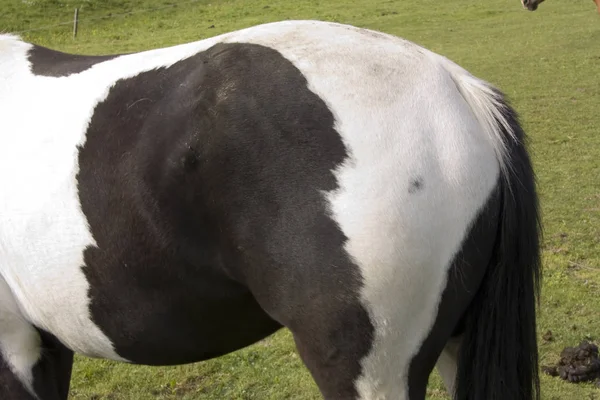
[76,42,373,398]
[407,183,501,399]
[27,45,118,77]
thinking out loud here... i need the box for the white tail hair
[433,54,517,178]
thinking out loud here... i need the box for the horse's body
[0,20,540,400]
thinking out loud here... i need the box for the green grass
[4,0,600,399]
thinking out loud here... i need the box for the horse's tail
[438,55,542,400]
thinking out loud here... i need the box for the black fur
[76,42,373,398]
[454,93,542,400]
[27,45,117,77]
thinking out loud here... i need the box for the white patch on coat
[1,22,507,397]
[0,275,40,397]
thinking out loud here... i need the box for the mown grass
[2,0,599,399]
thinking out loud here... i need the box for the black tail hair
[454,93,542,400]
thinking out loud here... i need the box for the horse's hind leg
[269,187,497,400]
[1,276,73,400]
[258,187,500,400]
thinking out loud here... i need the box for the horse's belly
[1,222,278,365]
[65,277,281,365]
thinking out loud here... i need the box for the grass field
[3,0,600,399]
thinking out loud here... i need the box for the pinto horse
[0,20,541,400]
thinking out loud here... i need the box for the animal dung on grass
[542,341,600,387]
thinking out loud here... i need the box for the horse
[0,20,541,400]
[522,0,545,11]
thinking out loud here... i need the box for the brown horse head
[521,0,545,11]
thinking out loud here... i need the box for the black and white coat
[0,20,541,400]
